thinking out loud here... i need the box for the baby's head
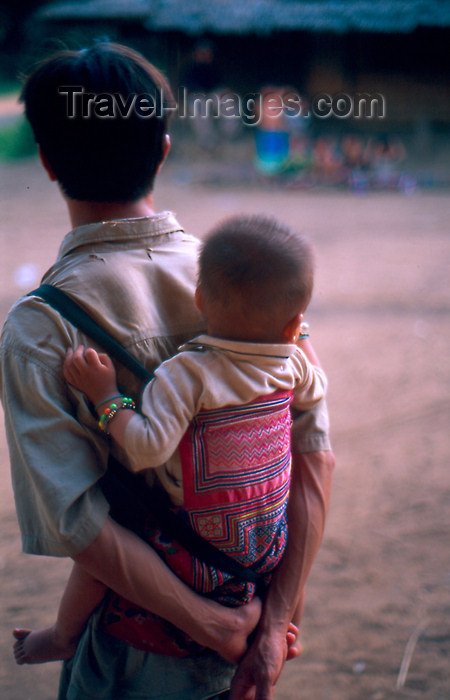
[197,215,314,344]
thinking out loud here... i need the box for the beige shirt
[0,213,204,556]
[125,335,327,505]
[0,213,330,557]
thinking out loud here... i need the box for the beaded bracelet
[298,321,310,340]
[98,396,136,433]
[94,394,123,412]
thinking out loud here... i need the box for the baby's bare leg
[74,518,263,665]
[13,563,106,665]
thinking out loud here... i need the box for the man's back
[0,213,204,557]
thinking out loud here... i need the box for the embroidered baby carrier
[103,390,292,656]
[30,285,292,657]
[178,391,291,597]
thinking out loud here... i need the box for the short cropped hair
[199,215,314,336]
[21,42,174,202]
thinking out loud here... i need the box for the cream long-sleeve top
[124,334,327,506]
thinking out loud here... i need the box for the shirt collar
[181,334,298,360]
[58,211,183,259]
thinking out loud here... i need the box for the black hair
[21,42,175,201]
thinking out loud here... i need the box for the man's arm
[230,446,335,699]
[73,516,259,664]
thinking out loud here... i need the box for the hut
[28,0,450,133]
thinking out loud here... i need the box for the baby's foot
[13,626,78,665]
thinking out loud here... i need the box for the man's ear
[194,286,203,312]
[38,146,57,182]
[282,313,303,344]
[156,134,171,174]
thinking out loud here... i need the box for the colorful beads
[298,321,310,340]
[98,396,136,433]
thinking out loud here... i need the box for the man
[0,42,334,699]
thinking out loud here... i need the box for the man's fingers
[229,665,256,700]
[230,668,274,700]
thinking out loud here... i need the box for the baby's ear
[283,313,303,344]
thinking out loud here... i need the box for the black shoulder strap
[29,285,152,384]
[103,454,261,585]
[29,284,261,584]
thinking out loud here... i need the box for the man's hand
[229,623,300,700]
[63,345,119,407]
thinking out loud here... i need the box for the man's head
[197,215,315,343]
[21,42,174,202]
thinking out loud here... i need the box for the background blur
[1,0,450,184]
[0,2,449,700]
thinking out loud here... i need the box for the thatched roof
[35,0,151,21]
[35,0,450,34]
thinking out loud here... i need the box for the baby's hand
[63,345,118,406]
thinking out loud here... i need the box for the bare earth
[0,156,449,700]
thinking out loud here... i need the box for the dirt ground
[0,154,449,700]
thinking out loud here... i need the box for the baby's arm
[65,345,201,471]
[291,337,328,412]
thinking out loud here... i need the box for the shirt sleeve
[0,301,110,557]
[123,353,203,471]
[290,348,328,411]
[289,348,331,454]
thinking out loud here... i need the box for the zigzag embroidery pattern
[178,390,293,590]
[190,391,293,493]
